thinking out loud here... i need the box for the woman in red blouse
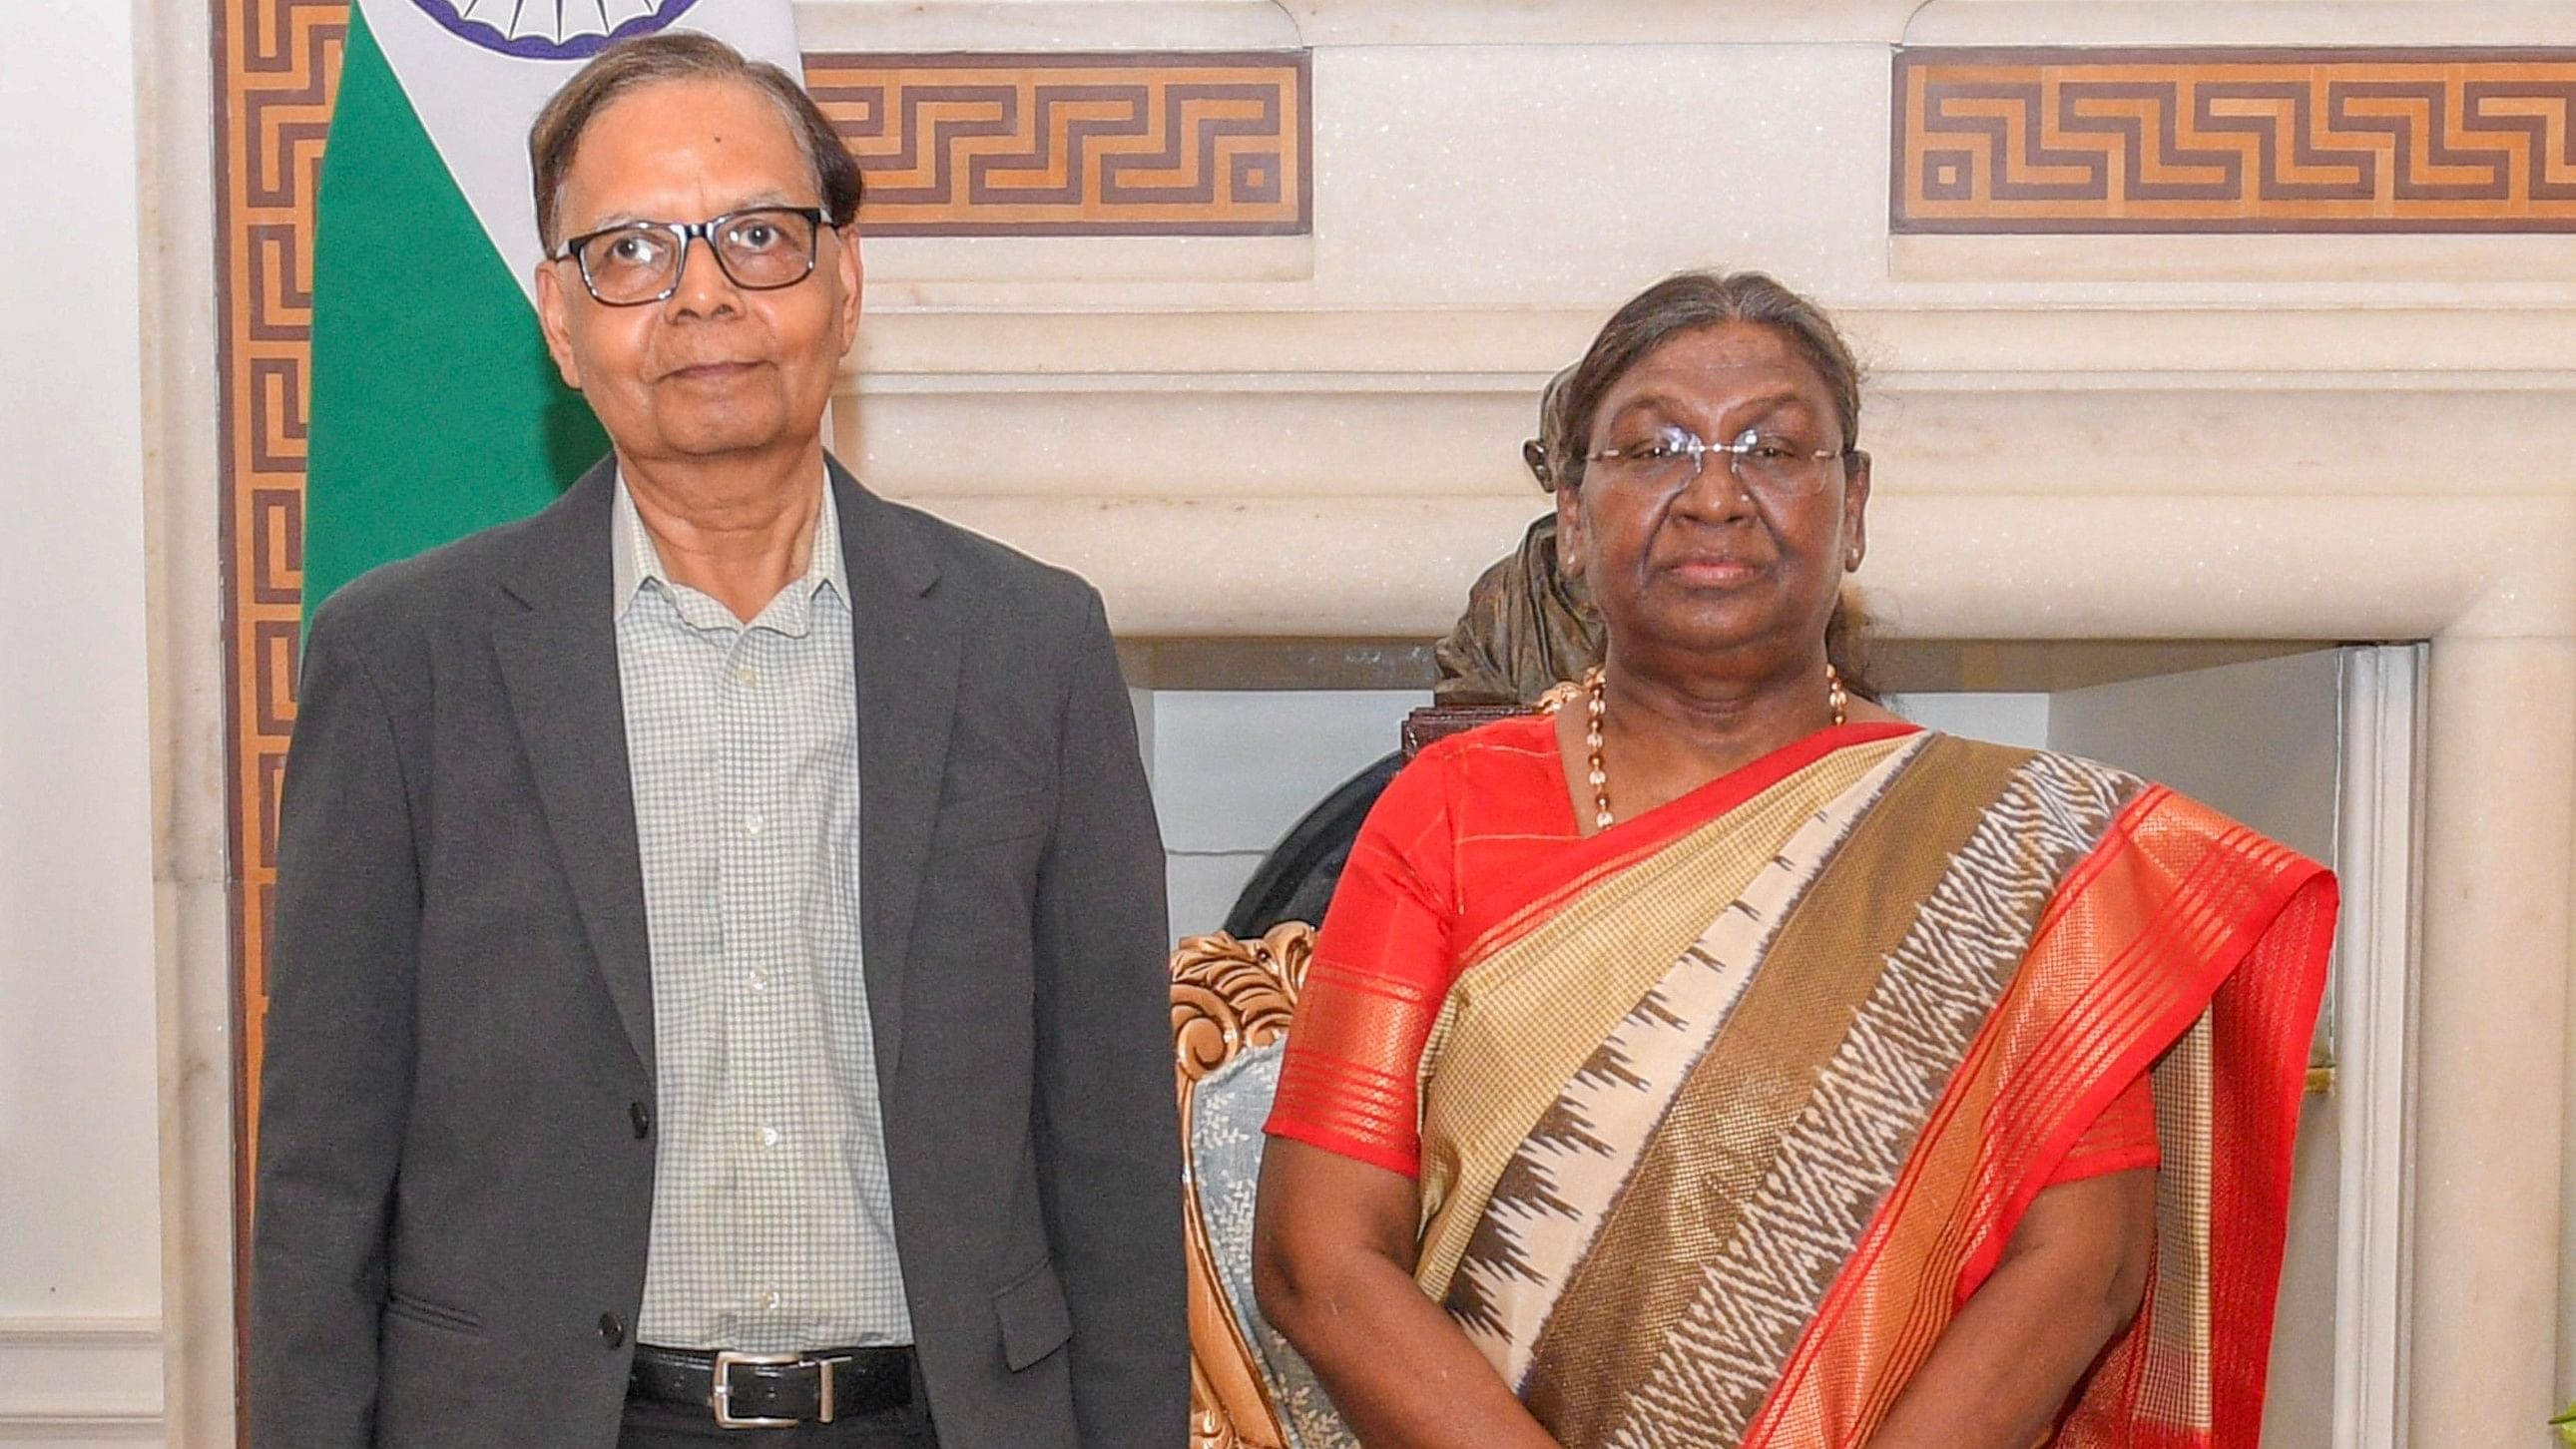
[1251,270,2333,1449]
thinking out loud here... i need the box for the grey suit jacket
[249,457,1185,1448]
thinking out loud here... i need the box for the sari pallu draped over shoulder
[1406,728,2335,1449]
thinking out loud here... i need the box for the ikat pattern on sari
[1262,717,2326,1449]
[1431,736,1929,1385]
[1595,747,2140,1448]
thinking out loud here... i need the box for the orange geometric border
[1895,48,2576,233]
[209,5,341,1434]
[212,0,342,1335]
[807,51,1310,236]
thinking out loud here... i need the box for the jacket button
[599,1312,626,1347]
[630,1102,652,1139]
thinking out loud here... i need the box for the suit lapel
[835,460,957,1085]
[491,461,658,1076]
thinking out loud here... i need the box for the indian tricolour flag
[305,0,802,614]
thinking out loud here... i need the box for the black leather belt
[629,1344,913,1428]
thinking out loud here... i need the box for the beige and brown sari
[1270,719,2334,1448]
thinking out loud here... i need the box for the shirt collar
[611,467,847,622]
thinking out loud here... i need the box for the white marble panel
[1306,45,1896,306]
[1863,386,2576,500]
[923,495,1534,636]
[844,385,1542,500]
[1,0,163,1327]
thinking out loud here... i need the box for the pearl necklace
[1575,664,1846,830]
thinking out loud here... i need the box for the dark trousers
[617,1359,937,1449]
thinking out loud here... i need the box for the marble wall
[160,1,2576,1445]
[1,4,170,1445]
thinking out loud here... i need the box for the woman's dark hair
[1548,269,1862,493]
[1552,269,1876,697]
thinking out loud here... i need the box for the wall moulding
[1269,0,1936,46]
[791,0,1299,53]
[0,1318,163,1441]
[1905,1,2576,49]
[842,303,2576,381]
[858,234,1313,284]
[1889,231,2576,284]
[835,381,2576,504]
[788,0,2576,52]
[915,492,2576,641]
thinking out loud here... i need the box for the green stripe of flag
[304,1,605,617]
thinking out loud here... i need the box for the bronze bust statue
[1431,513,1603,707]
[1431,367,1605,707]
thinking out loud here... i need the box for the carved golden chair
[1173,923,1354,1449]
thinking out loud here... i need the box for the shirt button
[743,813,766,837]
[758,1125,781,1149]
[758,1288,782,1312]
[733,666,760,689]
[598,1312,626,1347]
[748,969,771,993]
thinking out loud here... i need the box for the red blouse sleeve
[2046,1070,2162,1186]
[1262,745,1464,1178]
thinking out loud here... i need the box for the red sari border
[1738,784,2336,1449]
[1959,806,2334,1302]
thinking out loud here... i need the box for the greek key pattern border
[216,0,343,1213]
[806,51,1311,236]
[1895,48,2576,233]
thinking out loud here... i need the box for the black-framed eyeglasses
[553,206,832,306]
[1583,424,1856,499]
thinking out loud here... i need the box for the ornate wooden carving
[1173,924,1314,1449]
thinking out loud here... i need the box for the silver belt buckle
[815,1355,851,1424]
[709,1349,801,1429]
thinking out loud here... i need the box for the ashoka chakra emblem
[409,0,704,61]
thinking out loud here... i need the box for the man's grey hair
[527,31,863,250]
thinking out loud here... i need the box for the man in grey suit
[250,33,1183,1448]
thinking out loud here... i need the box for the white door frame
[2330,644,2425,1449]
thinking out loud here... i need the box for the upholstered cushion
[1188,1040,1360,1449]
